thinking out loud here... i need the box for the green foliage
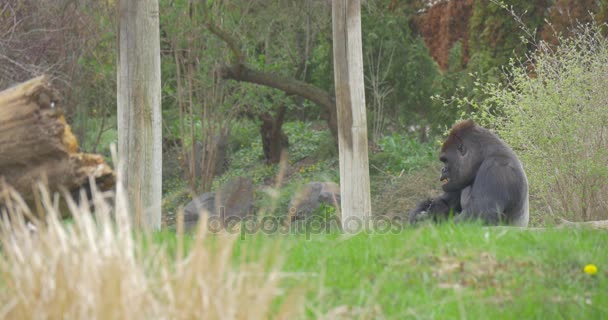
[214,139,270,187]
[447,40,464,72]
[370,133,437,175]
[283,122,333,162]
[469,0,548,80]
[455,23,608,221]
[308,40,333,92]
[71,5,117,152]
[435,0,550,126]
[216,119,337,188]
[311,203,337,220]
[216,120,339,217]
[362,4,450,130]
[228,120,259,153]
[78,114,116,145]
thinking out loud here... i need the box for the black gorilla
[409,120,529,227]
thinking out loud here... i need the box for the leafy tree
[468,0,549,81]
[361,1,452,137]
[202,0,340,150]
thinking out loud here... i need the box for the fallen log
[0,75,115,207]
[489,219,608,231]
[556,218,608,230]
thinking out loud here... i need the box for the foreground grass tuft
[0,185,303,319]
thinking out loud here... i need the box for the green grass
[158,224,608,319]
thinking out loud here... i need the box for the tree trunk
[0,76,115,206]
[332,0,372,231]
[117,0,162,230]
[259,105,289,164]
[220,64,339,142]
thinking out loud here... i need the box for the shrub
[284,121,331,162]
[459,23,608,222]
[370,134,436,175]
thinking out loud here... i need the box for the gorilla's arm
[454,156,523,225]
[409,191,462,224]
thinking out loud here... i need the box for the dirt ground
[371,163,443,218]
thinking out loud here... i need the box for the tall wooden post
[332,0,372,232]
[117,0,162,230]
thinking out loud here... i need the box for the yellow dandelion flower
[584,264,598,275]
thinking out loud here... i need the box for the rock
[181,176,255,230]
[215,176,255,220]
[184,192,216,220]
[289,182,340,219]
[318,182,341,206]
[183,192,215,230]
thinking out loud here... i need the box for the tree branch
[221,63,334,111]
[204,15,244,65]
[221,63,338,140]
[203,17,338,141]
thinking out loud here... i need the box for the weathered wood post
[117,0,162,230]
[331,0,372,232]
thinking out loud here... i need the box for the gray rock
[182,177,255,231]
[318,182,341,206]
[289,182,340,219]
[184,192,216,220]
[215,176,254,220]
[183,192,215,230]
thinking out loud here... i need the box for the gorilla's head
[438,120,480,192]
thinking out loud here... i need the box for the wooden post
[332,0,372,232]
[117,0,162,230]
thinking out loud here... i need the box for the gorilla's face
[439,140,476,192]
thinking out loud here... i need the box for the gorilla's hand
[408,199,433,224]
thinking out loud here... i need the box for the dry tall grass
[372,163,443,218]
[0,181,303,319]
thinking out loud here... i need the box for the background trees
[2,0,607,224]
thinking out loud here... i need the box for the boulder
[319,182,341,205]
[184,192,215,222]
[215,176,254,219]
[182,176,254,230]
[289,182,340,219]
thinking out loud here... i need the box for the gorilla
[409,120,529,227]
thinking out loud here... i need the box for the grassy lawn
[207,224,608,319]
[4,210,606,319]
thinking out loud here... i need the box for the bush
[460,23,608,222]
[370,134,436,175]
[283,121,332,161]
[228,120,260,154]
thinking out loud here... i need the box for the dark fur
[409,120,529,227]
